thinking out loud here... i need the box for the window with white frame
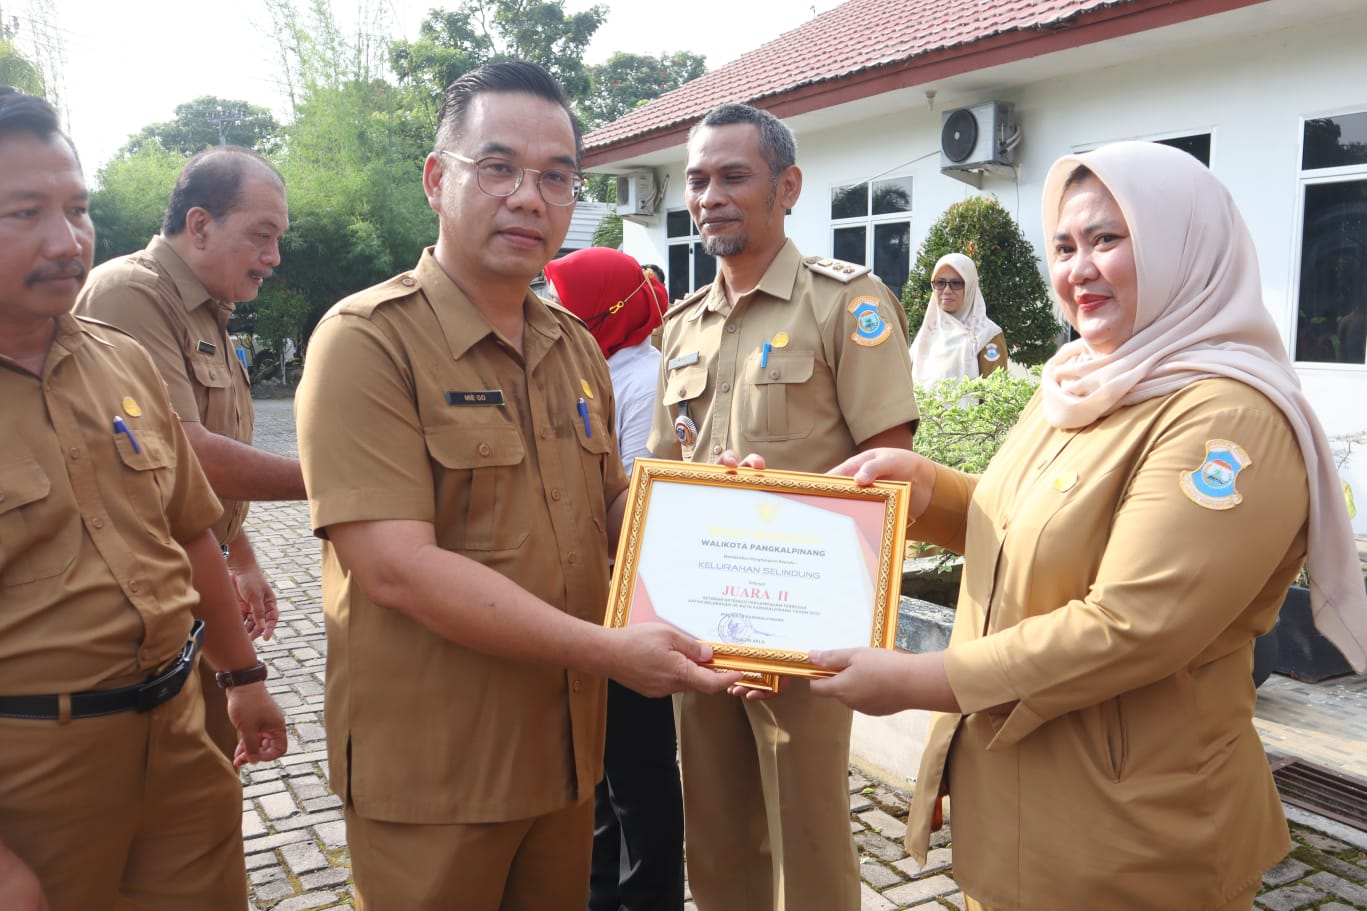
[829,176,913,293]
[1294,110,1367,365]
[665,209,716,301]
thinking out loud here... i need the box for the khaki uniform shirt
[977,331,1007,378]
[0,315,222,695]
[906,379,1307,909]
[296,249,628,824]
[648,240,919,468]
[75,236,254,545]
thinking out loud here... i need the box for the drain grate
[1269,756,1367,831]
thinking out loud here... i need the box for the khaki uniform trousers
[0,667,247,911]
[680,679,859,911]
[345,796,594,911]
[962,879,1260,910]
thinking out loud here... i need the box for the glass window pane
[693,245,716,290]
[833,226,866,264]
[668,244,690,300]
[830,183,869,220]
[1303,112,1367,171]
[871,177,913,215]
[1155,134,1211,167]
[1295,179,1367,363]
[873,222,911,295]
[667,209,694,238]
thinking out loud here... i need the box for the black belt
[0,620,205,720]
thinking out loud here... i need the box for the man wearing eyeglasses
[294,61,739,910]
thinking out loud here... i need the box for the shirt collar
[702,237,801,315]
[414,248,563,363]
[148,235,235,325]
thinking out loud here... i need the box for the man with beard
[648,102,919,911]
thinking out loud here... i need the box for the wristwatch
[215,662,269,688]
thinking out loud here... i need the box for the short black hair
[690,103,797,179]
[0,86,77,160]
[162,145,285,236]
[434,61,583,169]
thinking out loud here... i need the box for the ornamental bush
[902,195,1062,365]
[913,367,1039,475]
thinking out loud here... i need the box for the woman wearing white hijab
[793,142,1367,910]
[909,253,1007,388]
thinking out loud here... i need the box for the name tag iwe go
[445,390,505,406]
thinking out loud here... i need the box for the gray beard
[702,233,748,257]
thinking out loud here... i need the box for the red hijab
[543,247,668,358]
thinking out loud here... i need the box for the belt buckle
[134,620,206,713]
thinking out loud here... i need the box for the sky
[12,0,841,172]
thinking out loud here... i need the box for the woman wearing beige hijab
[909,253,1007,389]
[795,142,1367,909]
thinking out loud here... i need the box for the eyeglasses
[440,151,582,207]
[931,279,966,291]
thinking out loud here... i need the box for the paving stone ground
[242,398,1367,910]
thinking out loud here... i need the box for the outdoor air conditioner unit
[939,102,1019,172]
[616,171,657,218]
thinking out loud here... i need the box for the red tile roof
[583,0,1252,163]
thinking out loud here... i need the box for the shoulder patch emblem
[847,296,891,347]
[1179,439,1251,510]
[804,256,873,283]
[984,343,1000,361]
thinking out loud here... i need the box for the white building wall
[622,8,1367,531]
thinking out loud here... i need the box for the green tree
[0,37,44,95]
[260,0,436,351]
[592,212,622,249]
[581,51,706,128]
[89,143,185,263]
[119,96,281,156]
[902,196,1062,365]
[389,0,606,104]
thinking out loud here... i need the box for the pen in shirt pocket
[113,415,141,454]
[577,397,592,437]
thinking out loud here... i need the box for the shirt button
[69,447,80,460]
[571,679,582,693]
[769,370,780,380]
[540,427,552,439]
[478,442,491,457]
[720,382,730,393]
[568,551,578,565]
[90,516,104,529]
[551,488,562,501]
[711,444,722,455]
[725,324,737,334]
[401,276,415,286]
[129,580,141,593]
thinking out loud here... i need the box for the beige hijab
[1040,140,1366,672]
[910,253,1003,388]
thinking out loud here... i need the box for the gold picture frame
[605,459,909,690]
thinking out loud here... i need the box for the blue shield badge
[1179,439,1251,510]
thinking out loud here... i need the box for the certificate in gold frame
[605,459,909,689]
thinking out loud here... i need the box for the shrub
[914,368,1039,475]
[902,196,1062,365]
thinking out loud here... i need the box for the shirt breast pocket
[0,457,76,586]
[188,355,233,427]
[574,403,612,532]
[424,424,529,553]
[663,363,709,458]
[114,428,177,544]
[744,351,815,442]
